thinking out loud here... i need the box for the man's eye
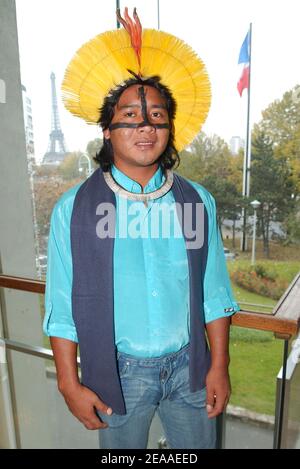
[124,112,136,117]
[152,112,161,118]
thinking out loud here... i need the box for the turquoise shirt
[43,164,239,357]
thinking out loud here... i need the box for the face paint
[139,86,149,125]
[109,86,170,131]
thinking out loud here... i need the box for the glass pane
[279,344,300,449]
[225,327,282,448]
[1,290,45,347]
[7,350,98,448]
[6,349,165,448]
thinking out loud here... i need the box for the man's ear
[103,129,111,140]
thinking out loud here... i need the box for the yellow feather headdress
[62,8,211,152]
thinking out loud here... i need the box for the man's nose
[137,123,155,132]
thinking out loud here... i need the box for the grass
[229,327,283,415]
[224,239,300,262]
[231,283,276,312]
[227,259,300,284]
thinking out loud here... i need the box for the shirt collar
[111,164,165,194]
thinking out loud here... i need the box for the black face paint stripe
[138,86,148,124]
[109,86,171,131]
[108,122,170,130]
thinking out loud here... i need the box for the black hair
[94,75,180,171]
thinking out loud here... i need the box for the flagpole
[116,0,120,28]
[241,22,252,251]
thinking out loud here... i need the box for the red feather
[116,7,142,73]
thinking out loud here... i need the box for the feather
[62,27,211,151]
[117,7,142,72]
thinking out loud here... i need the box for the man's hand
[205,365,231,419]
[60,382,113,430]
[50,337,112,430]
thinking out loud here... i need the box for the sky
[15,0,300,163]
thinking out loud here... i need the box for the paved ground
[224,417,273,449]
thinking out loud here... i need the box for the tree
[34,164,59,179]
[259,85,300,147]
[200,174,243,242]
[177,132,243,237]
[190,132,231,161]
[176,148,204,181]
[277,125,300,194]
[257,84,300,195]
[58,152,85,180]
[251,131,295,257]
[34,177,82,237]
[86,138,103,162]
[251,85,300,252]
[282,198,300,244]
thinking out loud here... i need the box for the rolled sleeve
[44,301,78,342]
[43,187,81,343]
[202,194,240,324]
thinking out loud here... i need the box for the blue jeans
[98,344,216,449]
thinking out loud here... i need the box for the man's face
[103,85,170,169]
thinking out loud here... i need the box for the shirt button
[152,290,158,297]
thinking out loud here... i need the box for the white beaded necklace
[103,169,174,205]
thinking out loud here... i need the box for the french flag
[237,31,250,97]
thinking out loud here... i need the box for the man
[43,9,239,449]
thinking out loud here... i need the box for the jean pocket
[118,357,130,378]
[181,386,207,408]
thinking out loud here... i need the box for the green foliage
[282,202,300,244]
[57,142,100,180]
[177,133,243,230]
[86,138,103,161]
[228,259,300,283]
[231,268,288,300]
[251,85,300,249]
[34,177,82,236]
[253,263,268,279]
[259,85,300,148]
[230,261,295,302]
[189,132,230,160]
[57,152,85,180]
[250,131,295,256]
[200,175,243,228]
[34,139,100,237]
[253,263,277,281]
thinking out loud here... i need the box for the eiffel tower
[42,72,68,165]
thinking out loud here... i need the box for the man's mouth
[135,140,156,148]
